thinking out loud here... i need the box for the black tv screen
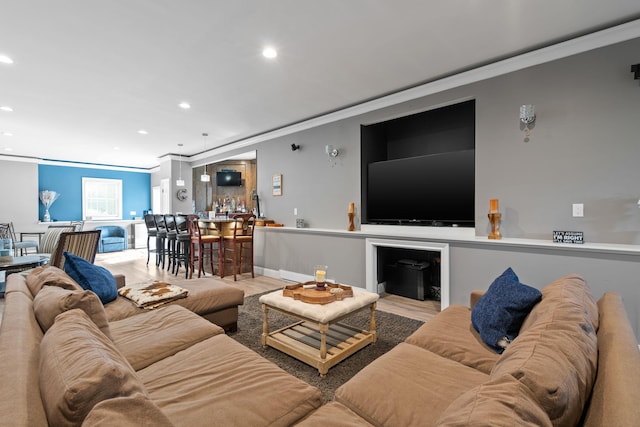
[216,171,242,186]
[366,150,474,226]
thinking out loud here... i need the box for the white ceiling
[2,1,640,169]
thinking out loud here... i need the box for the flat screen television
[216,171,242,186]
[366,150,474,227]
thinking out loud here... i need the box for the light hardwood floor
[95,249,440,322]
[0,249,440,324]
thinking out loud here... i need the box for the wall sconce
[200,132,211,182]
[325,144,339,166]
[519,104,536,142]
[176,143,185,187]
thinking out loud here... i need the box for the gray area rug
[229,292,424,402]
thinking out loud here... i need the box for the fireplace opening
[377,247,441,301]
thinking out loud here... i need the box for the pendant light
[200,132,210,182]
[176,143,185,186]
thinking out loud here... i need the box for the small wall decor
[272,174,282,196]
[553,231,584,244]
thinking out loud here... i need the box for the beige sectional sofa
[299,275,640,426]
[0,268,323,427]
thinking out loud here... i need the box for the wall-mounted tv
[216,171,242,186]
[366,150,475,227]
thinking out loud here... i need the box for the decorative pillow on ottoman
[471,267,542,353]
[63,252,117,304]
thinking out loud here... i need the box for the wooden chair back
[49,230,101,270]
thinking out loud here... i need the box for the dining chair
[5,223,39,255]
[48,230,101,270]
[222,213,256,281]
[188,215,221,279]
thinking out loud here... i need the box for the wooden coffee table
[260,285,379,376]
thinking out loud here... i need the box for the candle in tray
[348,202,355,213]
[490,199,499,213]
[314,265,328,284]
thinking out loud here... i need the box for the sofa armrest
[470,290,485,309]
[114,274,126,289]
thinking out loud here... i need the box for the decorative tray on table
[282,282,354,304]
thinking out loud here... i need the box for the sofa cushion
[110,305,224,370]
[82,393,174,427]
[435,374,552,426]
[33,285,112,339]
[471,267,541,353]
[296,402,375,426]
[63,252,118,304]
[490,275,598,427]
[104,277,245,322]
[334,342,489,426]
[137,334,323,426]
[405,304,499,374]
[40,309,146,427]
[25,266,82,297]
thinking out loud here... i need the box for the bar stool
[143,214,157,265]
[222,213,256,281]
[188,216,221,279]
[174,214,191,278]
[153,214,168,268]
[164,214,178,272]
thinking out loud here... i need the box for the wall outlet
[572,203,584,217]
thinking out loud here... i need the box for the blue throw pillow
[471,267,542,354]
[63,252,117,304]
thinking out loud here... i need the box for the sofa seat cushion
[138,334,323,427]
[40,309,146,427]
[491,275,598,427]
[296,402,374,426]
[33,285,112,339]
[101,237,125,245]
[334,342,489,426]
[110,305,224,370]
[104,278,244,322]
[25,266,83,298]
[435,374,552,426]
[82,393,174,427]
[405,304,499,374]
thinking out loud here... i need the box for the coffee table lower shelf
[263,320,376,376]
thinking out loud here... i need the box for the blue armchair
[94,225,128,253]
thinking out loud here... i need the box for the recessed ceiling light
[114,146,120,150]
[2,131,13,137]
[137,129,148,135]
[262,47,277,59]
[0,55,13,64]
[178,102,191,109]
[4,147,12,151]
[0,106,13,112]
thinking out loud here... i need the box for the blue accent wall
[38,164,151,221]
